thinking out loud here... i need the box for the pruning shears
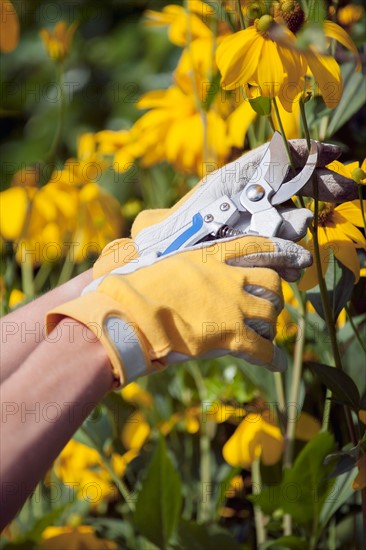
[160,132,318,256]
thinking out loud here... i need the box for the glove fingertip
[317,143,342,167]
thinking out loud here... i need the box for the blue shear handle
[161,213,204,256]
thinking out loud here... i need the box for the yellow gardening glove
[47,235,312,387]
[93,139,356,278]
[93,210,166,278]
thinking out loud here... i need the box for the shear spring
[216,225,243,239]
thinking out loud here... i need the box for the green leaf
[319,468,358,529]
[249,96,272,116]
[254,432,335,526]
[307,0,327,23]
[326,63,366,137]
[175,520,242,550]
[74,405,114,451]
[307,252,355,322]
[25,504,72,543]
[307,361,360,410]
[134,437,182,549]
[262,535,308,549]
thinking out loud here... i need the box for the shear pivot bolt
[246,184,265,202]
[204,214,214,223]
[220,202,230,211]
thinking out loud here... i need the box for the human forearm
[0,318,114,529]
[0,269,92,383]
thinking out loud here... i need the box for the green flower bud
[352,166,366,184]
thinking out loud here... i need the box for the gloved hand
[47,235,312,387]
[93,139,357,278]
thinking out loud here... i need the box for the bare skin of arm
[0,318,114,530]
[0,269,92,383]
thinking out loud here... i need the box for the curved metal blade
[263,131,290,192]
[271,140,318,205]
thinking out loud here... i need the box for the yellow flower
[96,128,149,172]
[40,525,118,550]
[0,0,19,52]
[40,21,78,62]
[223,410,284,469]
[0,133,121,266]
[54,439,135,505]
[144,1,213,46]
[0,184,77,265]
[98,83,230,177]
[121,382,153,408]
[223,410,321,469]
[50,133,123,263]
[217,13,360,111]
[299,200,366,290]
[8,289,26,309]
[338,4,365,27]
[122,410,151,452]
[216,17,308,111]
[329,158,366,186]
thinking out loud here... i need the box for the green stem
[247,124,258,150]
[345,304,366,355]
[310,178,358,445]
[274,372,286,414]
[38,62,66,187]
[34,261,53,293]
[21,255,35,299]
[252,458,266,545]
[189,362,212,523]
[299,98,311,150]
[282,297,307,537]
[46,63,65,165]
[272,97,296,173]
[283,300,307,470]
[57,246,75,286]
[321,388,332,432]
[266,115,275,133]
[80,426,135,512]
[236,0,246,29]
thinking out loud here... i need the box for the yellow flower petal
[305,51,342,108]
[0,187,29,240]
[40,526,118,550]
[336,201,366,228]
[121,382,153,408]
[9,288,26,309]
[227,100,257,147]
[256,39,286,97]
[324,20,361,71]
[333,216,366,247]
[326,160,359,180]
[121,411,150,452]
[273,97,300,139]
[334,241,362,283]
[216,28,262,90]
[223,412,283,469]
